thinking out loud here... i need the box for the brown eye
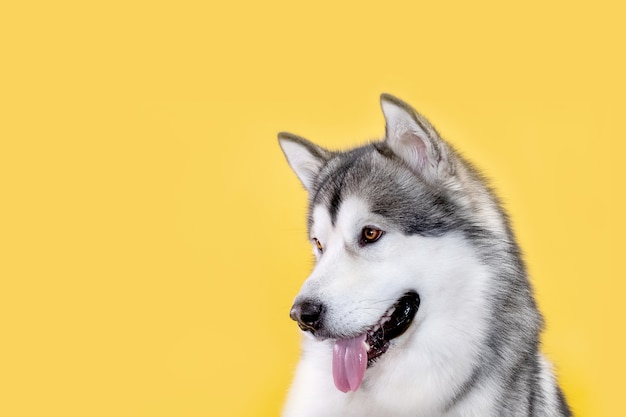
[361,226,383,244]
[313,238,324,253]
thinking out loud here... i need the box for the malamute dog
[278,94,571,416]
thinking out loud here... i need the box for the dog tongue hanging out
[332,334,367,392]
[278,94,571,416]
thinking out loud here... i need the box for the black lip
[366,291,420,365]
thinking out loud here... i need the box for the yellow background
[0,1,622,416]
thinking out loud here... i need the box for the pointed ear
[380,94,452,181]
[278,132,331,191]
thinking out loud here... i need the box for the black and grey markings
[306,141,490,241]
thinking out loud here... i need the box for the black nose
[290,300,324,332]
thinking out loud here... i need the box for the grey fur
[279,94,571,416]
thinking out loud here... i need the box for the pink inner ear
[400,130,430,172]
[382,99,446,180]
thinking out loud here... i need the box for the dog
[278,94,571,416]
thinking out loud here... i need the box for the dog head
[278,94,512,392]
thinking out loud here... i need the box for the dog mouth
[365,291,420,363]
[332,291,420,393]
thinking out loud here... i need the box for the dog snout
[290,300,324,333]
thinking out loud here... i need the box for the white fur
[278,137,325,191]
[283,197,496,417]
[538,355,561,417]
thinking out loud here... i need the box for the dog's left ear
[381,94,453,181]
[278,132,332,192]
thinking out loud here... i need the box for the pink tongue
[332,334,367,392]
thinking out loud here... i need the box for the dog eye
[360,226,383,244]
[313,238,324,253]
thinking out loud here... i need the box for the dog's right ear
[278,132,331,192]
[381,94,453,182]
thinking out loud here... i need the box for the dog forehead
[309,145,393,222]
[335,197,370,227]
[306,142,465,238]
[310,197,370,235]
